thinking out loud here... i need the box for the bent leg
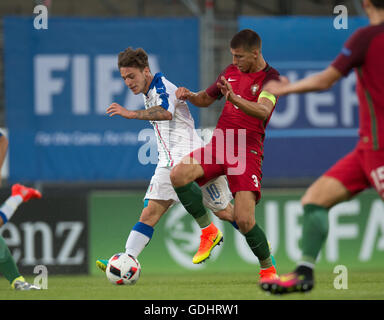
[233,191,256,234]
[234,191,272,269]
[300,175,353,265]
[201,175,234,223]
[171,156,225,263]
[213,202,234,222]
[170,156,205,188]
[301,175,352,208]
[125,199,173,258]
[170,156,212,228]
[139,199,174,227]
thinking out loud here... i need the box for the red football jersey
[332,22,384,151]
[205,64,280,146]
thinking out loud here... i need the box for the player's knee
[213,207,232,222]
[235,217,255,234]
[170,164,184,187]
[170,163,193,187]
[169,164,185,187]
[301,187,330,207]
[301,192,313,207]
[217,203,234,222]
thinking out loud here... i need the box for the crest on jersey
[251,84,259,95]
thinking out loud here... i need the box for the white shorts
[144,166,233,212]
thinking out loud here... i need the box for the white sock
[0,195,23,224]
[125,222,154,258]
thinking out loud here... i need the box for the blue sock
[0,211,8,225]
[231,221,239,230]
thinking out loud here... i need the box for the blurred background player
[170,29,280,282]
[260,0,384,294]
[0,132,42,290]
[96,47,236,271]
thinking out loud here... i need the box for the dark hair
[230,29,262,51]
[370,0,384,8]
[118,47,149,70]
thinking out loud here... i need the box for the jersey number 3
[252,175,259,188]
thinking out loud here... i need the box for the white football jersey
[143,72,203,167]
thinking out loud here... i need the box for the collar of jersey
[146,72,164,95]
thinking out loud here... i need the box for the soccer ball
[106,253,141,285]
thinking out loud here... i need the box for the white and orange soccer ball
[106,253,141,285]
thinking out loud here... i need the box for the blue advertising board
[239,16,368,180]
[4,17,199,182]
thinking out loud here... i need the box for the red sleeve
[331,28,369,76]
[261,66,280,89]
[205,66,229,99]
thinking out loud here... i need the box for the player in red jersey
[170,29,280,281]
[260,0,384,295]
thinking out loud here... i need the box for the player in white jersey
[144,71,203,168]
[96,47,236,271]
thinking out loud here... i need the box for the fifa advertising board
[89,190,384,274]
[239,16,369,180]
[3,17,199,183]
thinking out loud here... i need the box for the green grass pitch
[0,270,383,300]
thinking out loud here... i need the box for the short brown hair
[118,47,149,70]
[230,29,262,51]
[370,0,384,8]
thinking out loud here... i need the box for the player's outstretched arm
[106,103,172,121]
[176,87,215,108]
[134,106,173,121]
[264,66,342,96]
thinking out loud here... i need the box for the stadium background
[0,0,382,277]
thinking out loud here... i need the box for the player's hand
[263,76,290,96]
[176,87,193,100]
[217,76,234,101]
[106,103,135,119]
